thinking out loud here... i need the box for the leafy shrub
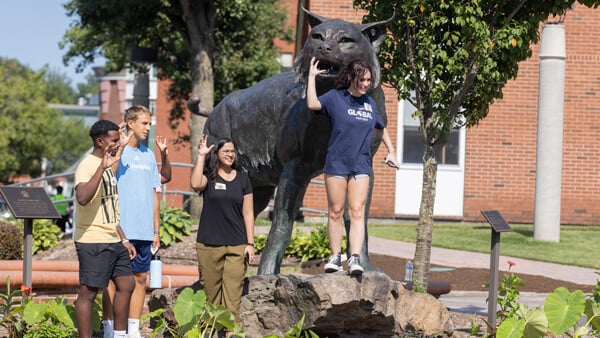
[256,224,345,262]
[0,276,89,338]
[31,220,63,255]
[159,204,194,247]
[0,221,23,259]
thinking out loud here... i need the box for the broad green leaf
[496,317,526,338]
[544,287,585,335]
[22,301,47,324]
[584,299,600,331]
[49,300,74,328]
[519,306,547,338]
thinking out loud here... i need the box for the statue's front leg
[257,159,312,275]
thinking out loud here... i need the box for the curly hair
[205,138,241,183]
[335,59,372,91]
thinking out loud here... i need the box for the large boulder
[240,272,453,337]
[149,272,453,337]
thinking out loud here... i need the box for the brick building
[147,1,600,225]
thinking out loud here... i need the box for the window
[401,98,461,165]
[402,127,460,165]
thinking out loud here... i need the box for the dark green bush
[0,221,23,260]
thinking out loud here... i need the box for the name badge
[215,183,226,190]
[364,103,373,112]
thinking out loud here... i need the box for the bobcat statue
[202,8,391,275]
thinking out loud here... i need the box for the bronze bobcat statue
[203,9,391,275]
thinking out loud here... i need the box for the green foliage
[43,67,78,104]
[0,221,23,260]
[159,205,193,248]
[0,58,90,182]
[151,287,243,337]
[0,277,82,338]
[493,269,600,338]
[0,276,25,337]
[30,220,63,255]
[61,0,292,126]
[256,224,345,262]
[22,297,77,338]
[0,58,60,182]
[496,264,525,321]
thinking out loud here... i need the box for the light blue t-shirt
[116,144,161,241]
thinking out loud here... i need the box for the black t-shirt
[196,171,253,246]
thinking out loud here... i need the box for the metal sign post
[0,187,60,294]
[481,210,513,332]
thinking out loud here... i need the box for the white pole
[534,23,565,242]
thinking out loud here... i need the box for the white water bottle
[149,255,162,288]
[404,259,413,282]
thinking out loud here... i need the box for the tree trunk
[413,144,437,292]
[180,0,216,219]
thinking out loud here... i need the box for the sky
[0,0,105,87]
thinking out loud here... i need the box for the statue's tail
[187,97,211,117]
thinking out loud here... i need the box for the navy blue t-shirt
[197,171,253,246]
[317,89,385,176]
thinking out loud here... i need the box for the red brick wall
[154,78,192,209]
[464,3,600,225]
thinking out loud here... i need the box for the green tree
[354,0,600,290]
[0,58,90,182]
[44,67,78,104]
[76,73,99,103]
[0,59,62,182]
[60,0,291,140]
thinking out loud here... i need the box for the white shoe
[348,254,364,275]
[127,332,143,338]
[324,254,343,273]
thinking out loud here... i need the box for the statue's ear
[302,6,328,28]
[360,14,394,52]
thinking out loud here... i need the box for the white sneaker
[324,254,343,273]
[348,254,364,275]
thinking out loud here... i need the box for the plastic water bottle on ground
[404,259,413,282]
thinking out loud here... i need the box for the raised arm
[190,135,213,192]
[306,57,327,111]
[155,136,172,184]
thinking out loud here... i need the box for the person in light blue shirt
[102,105,171,338]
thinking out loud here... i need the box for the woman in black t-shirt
[190,135,255,322]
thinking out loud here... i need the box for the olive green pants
[196,243,247,320]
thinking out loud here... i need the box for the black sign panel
[0,186,61,219]
[481,210,512,232]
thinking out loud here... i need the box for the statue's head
[294,8,392,93]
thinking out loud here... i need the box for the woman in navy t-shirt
[306,57,400,275]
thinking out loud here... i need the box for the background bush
[0,221,22,260]
[159,204,194,247]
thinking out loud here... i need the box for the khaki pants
[196,243,247,320]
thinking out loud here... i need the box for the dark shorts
[75,242,132,288]
[130,240,153,273]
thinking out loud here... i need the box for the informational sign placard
[0,186,60,219]
[481,210,512,232]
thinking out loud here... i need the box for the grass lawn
[257,218,600,270]
[367,222,600,270]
